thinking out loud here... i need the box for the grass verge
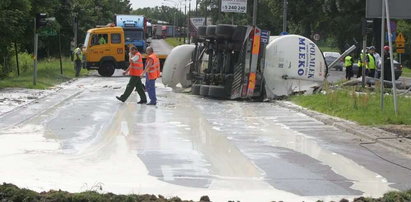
[1,183,410,202]
[0,183,192,202]
[319,46,340,53]
[291,88,411,125]
[0,57,87,89]
[164,37,185,47]
[402,67,411,78]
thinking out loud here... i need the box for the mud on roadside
[380,125,411,137]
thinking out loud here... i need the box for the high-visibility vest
[358,54,364,67]
[129,52,144,76]
[73,47,82,61]
[344,56,353,67]
[366,54,376,69]
[99,37,106,45]
[146,53,160,80]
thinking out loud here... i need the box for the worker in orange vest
[141,46,160,105]
[116,46,147,104]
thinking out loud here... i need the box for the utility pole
[252,0,258,26]
[282,0,288,32]
[33,17,38,86]
[188,0,191,43]
[184,0,187,43]
[384,0,399,115]
[380,0,385,110]
[73,16,78,50]
[14,41,20,76]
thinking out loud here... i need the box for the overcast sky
[130,0,197,10]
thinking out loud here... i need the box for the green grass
[0,57,87,89]
[1,183,410,202]
[402,67,411,78]
[164,37,185,47]
[291,88,411,125]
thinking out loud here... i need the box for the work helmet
[384,46,390,51]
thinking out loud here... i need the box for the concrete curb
[276,101,411,155]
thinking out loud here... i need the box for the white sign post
[221,0,247,13]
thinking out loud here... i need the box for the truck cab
[83,27,126,77]
[115,15,146,52]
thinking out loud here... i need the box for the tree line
[1,0,411,77]
[0,0,131,77]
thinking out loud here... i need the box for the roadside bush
[9,52,33,75]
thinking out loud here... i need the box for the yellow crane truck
[83,25,167,77]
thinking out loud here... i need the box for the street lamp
[282,0,288,33]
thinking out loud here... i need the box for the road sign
[313,33,320,41]
[221,0,247,13]
[395,32,405,49]
[190,18,205,30]
[395,32,406,43]
[396,48,405,53]
[366,0,411,19]
[39,27,57,37]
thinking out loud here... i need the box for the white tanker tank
[162,25,327,99]
[264,35,326,98]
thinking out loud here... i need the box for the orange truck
[83,24,166,77]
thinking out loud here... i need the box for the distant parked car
[352,60,403,80]
[323,52,344,71]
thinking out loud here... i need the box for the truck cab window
[111,34,121,44]
[91,34,108,46]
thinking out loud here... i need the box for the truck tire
[199,85,210,96]
[198,26,207,38]
[206,25,217,39]
[232,26,248,41]
[208,85,227,98]
[98,61,115,77]
[216,24,236,40]
[191,84,201,95]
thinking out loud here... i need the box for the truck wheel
[232,26,248,41]
[199,85,210,96]
[98,61,115,77]
[208,85,227,98]
[206,25,217,39]
[191,84,201,95]
[216,24,236,40]
[198,26,207,38]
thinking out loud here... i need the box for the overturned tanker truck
[162,24,327,99]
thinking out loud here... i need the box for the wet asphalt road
[1,69,411,202]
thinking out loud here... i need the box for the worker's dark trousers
[119,76,147,102]
[74,60,82,77]
[145,78,157,104]
[357,66,363,78]
[345,66,353,80]
[366,69,376,77]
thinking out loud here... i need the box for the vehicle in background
[352,60,403,80]
[153,25,164,39]
[83,25,168,77]
[114,15,147,52]
[323,52,344,71]
[146,21,152,45]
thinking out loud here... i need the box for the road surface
[150,39,173,55]
[1,68,410,202]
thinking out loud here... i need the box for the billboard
[221,0,247,13]
[366,0,411,19]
